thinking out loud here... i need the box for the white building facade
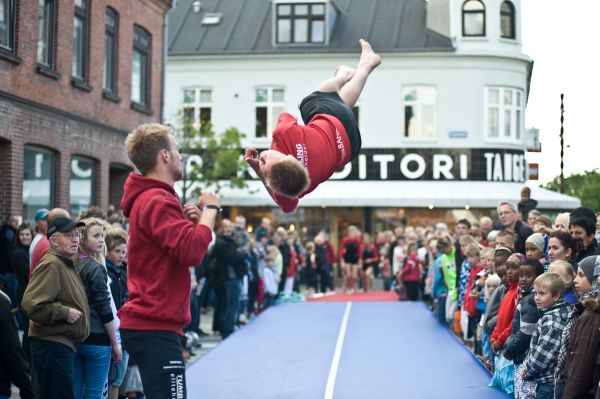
[165,0,579,236]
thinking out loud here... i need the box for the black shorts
[299,91,361,161]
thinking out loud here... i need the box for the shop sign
[330,148,527,182]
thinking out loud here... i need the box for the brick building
[0,0,172,222]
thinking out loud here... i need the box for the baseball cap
[47,217,85,238]
[34,208,49,221]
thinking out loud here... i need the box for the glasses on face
[56,232,81,241]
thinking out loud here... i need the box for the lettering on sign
[327,148,526,182]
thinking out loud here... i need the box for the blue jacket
[431,254,447,298]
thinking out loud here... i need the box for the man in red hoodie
[119,123,220,399]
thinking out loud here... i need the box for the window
[37,0,55,67]
[23,146,55,221]
[72,0,88,80]
[0,0,15,52]
[485,87,523,141]
[182,88,212,129]
[500,1,515,39]
[402,86,437,140]
[131,26,150,107]
[103,8,118,94]
[70,156,96,217]
[462,0,485,37]
[255,87,285,138]
[276,3,325,44]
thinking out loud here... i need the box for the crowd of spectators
[2,197,600,398]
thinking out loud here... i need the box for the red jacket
[462,265,484,317]
[118,173,213,335]
[401,253,420,283]
[491,282,519,347]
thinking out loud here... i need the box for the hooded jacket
[118,173,213,335]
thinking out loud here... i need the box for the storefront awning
[216,180,580,210]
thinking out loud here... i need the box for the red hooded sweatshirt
[491,281,519,348]
[118,173,213,335]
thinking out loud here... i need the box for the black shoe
[195,329,209,337]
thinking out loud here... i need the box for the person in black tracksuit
[212,219,247,339]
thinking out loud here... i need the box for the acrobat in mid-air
[245,39,381,213]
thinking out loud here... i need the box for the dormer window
[462,0,485,37]
[500,1,515,39]
[276,3,325,44]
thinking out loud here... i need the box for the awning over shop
[216,181,580,210]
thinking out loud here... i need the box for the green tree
[542,169,600,211]
[175,112,249,204]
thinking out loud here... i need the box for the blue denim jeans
[436,294,447,326]
[74,343,111,399]
[536,382,555,399]
[109,349,129,387]
[223,279,241,338]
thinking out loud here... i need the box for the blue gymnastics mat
[186,302,510,399]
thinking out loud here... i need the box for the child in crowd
[547,260,577,305]
[487,230,499,249]
[267,245,283,281]
[574,255,597,299]
[438,236,458,326]
[491,253,524,354]
[481,273,502,361]
[504,259,545,399]
[496,230,516,251]
[483,248,512,341]
[105,228,130,399]
[462,244,484,345]
[524,233,549,271]
[522,273,572,399]
[431,240,448,325]
[245,39,381,213]
[262,256,279,309]
[400,242,420,301]
[303,242,318,297]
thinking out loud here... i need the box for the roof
[168,0,454,56]
[210,181,581,210]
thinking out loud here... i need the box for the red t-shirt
[271,112,351,213]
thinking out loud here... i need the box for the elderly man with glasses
[22,217,91,399]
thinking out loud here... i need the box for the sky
[521,0,600,184]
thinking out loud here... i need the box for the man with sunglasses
[22,217,91,399]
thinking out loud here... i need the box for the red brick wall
[0,0,172,221]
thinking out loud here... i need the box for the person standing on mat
[245,39,381,213]
[119,123,220,399]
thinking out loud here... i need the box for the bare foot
[358,39,382,71]
[333,65,356,82]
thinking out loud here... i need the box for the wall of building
[0,0,172,221]
[165,52,530,151]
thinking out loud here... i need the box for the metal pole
[559,93,565,193]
